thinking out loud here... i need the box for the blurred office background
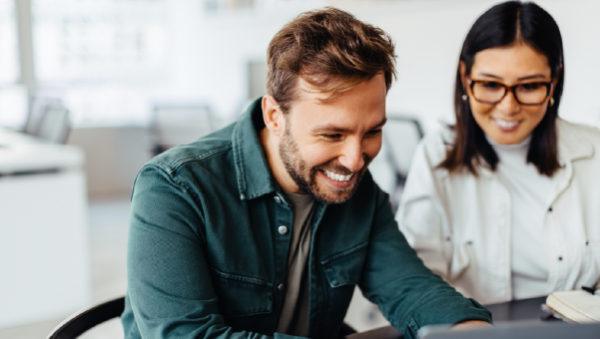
[1,0,600,338]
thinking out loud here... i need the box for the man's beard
[278,125,371,204]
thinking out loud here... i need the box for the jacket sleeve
[125,165,301,339]
[395,139,453,279]
[358,177,491,339]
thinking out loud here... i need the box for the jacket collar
[479,118,594,178]
[556,118,594,164]
[232,97,279,200]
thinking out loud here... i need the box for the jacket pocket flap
[321,242,368,288]
[211,268,273,317]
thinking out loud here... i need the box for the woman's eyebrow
[476,73,548,81]
[517,74,547,81]
[476,73,503,79]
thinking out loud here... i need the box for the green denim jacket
[121,98,492,339]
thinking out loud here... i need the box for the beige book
[544,290,600,323]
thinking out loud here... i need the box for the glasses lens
[515,82,549,104]
[472,81,505,103]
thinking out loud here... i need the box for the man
[121,8,491,339]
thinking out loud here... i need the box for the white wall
[160,0,600,132]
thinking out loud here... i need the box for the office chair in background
[23,97,72,144]
[381,115,424,211]
[150,104,216,156]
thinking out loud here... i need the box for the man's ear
[262,95,286,137]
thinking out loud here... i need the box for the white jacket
[396,119,600,305]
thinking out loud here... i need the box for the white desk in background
[0,128,91,328]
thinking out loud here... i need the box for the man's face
[278,74,387,204]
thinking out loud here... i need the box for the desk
[0,128,90,328]
[345,297,549,339]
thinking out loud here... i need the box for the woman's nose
[496,89,520,115]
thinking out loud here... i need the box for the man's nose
[338,140,365,173]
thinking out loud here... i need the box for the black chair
[45,295,355,338]
[46,296,125,339]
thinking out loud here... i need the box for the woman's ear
[459,61,469,94]
[550,64,562,97]
[262,95,286,137]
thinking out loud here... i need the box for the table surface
[0,128,83,173]
[345,296,551,339]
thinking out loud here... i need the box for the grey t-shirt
[275,191,316,337]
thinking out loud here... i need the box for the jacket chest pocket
[321,242,368,288]
[211,268,273,318]
[319,242,369,331]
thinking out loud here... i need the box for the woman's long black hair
[439,1,564,176]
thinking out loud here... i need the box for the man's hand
[452,320,492,330]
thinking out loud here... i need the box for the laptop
[418,321,600,339]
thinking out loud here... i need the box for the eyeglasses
[468,78,553,105]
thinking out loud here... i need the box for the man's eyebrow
[371,118,387,130]
[312,118,387,133]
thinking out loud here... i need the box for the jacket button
[548,206,553,212]
[278,226,288,235]
[278,284,284,292]
[274,195,282,204]
[558,256,563,261]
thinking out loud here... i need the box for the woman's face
[461,43,557,145]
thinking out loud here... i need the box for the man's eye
[366,129,382,137]
[323,134,342,139]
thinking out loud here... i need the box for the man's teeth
[325,170,352,182]
[494,119,519,128]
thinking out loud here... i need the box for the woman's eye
[482,81,502,89]
[520,83,542,91]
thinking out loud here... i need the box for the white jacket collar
[479,119,593,177]
[556,118,594,164]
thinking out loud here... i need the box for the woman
[396,1,600,305]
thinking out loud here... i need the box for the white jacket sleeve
[395,135,453,280]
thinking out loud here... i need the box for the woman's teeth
[325,170,352,182]
[494,119,519,128]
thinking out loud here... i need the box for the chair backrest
[36,105,71,144]
[23,97,63,136]
[150,104,215,155]
[46,296,125,339]
[381,115,424,210]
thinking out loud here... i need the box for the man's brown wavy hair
[266,7,396,113]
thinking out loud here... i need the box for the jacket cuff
[403,298,493,339]
[274,332,307,339]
